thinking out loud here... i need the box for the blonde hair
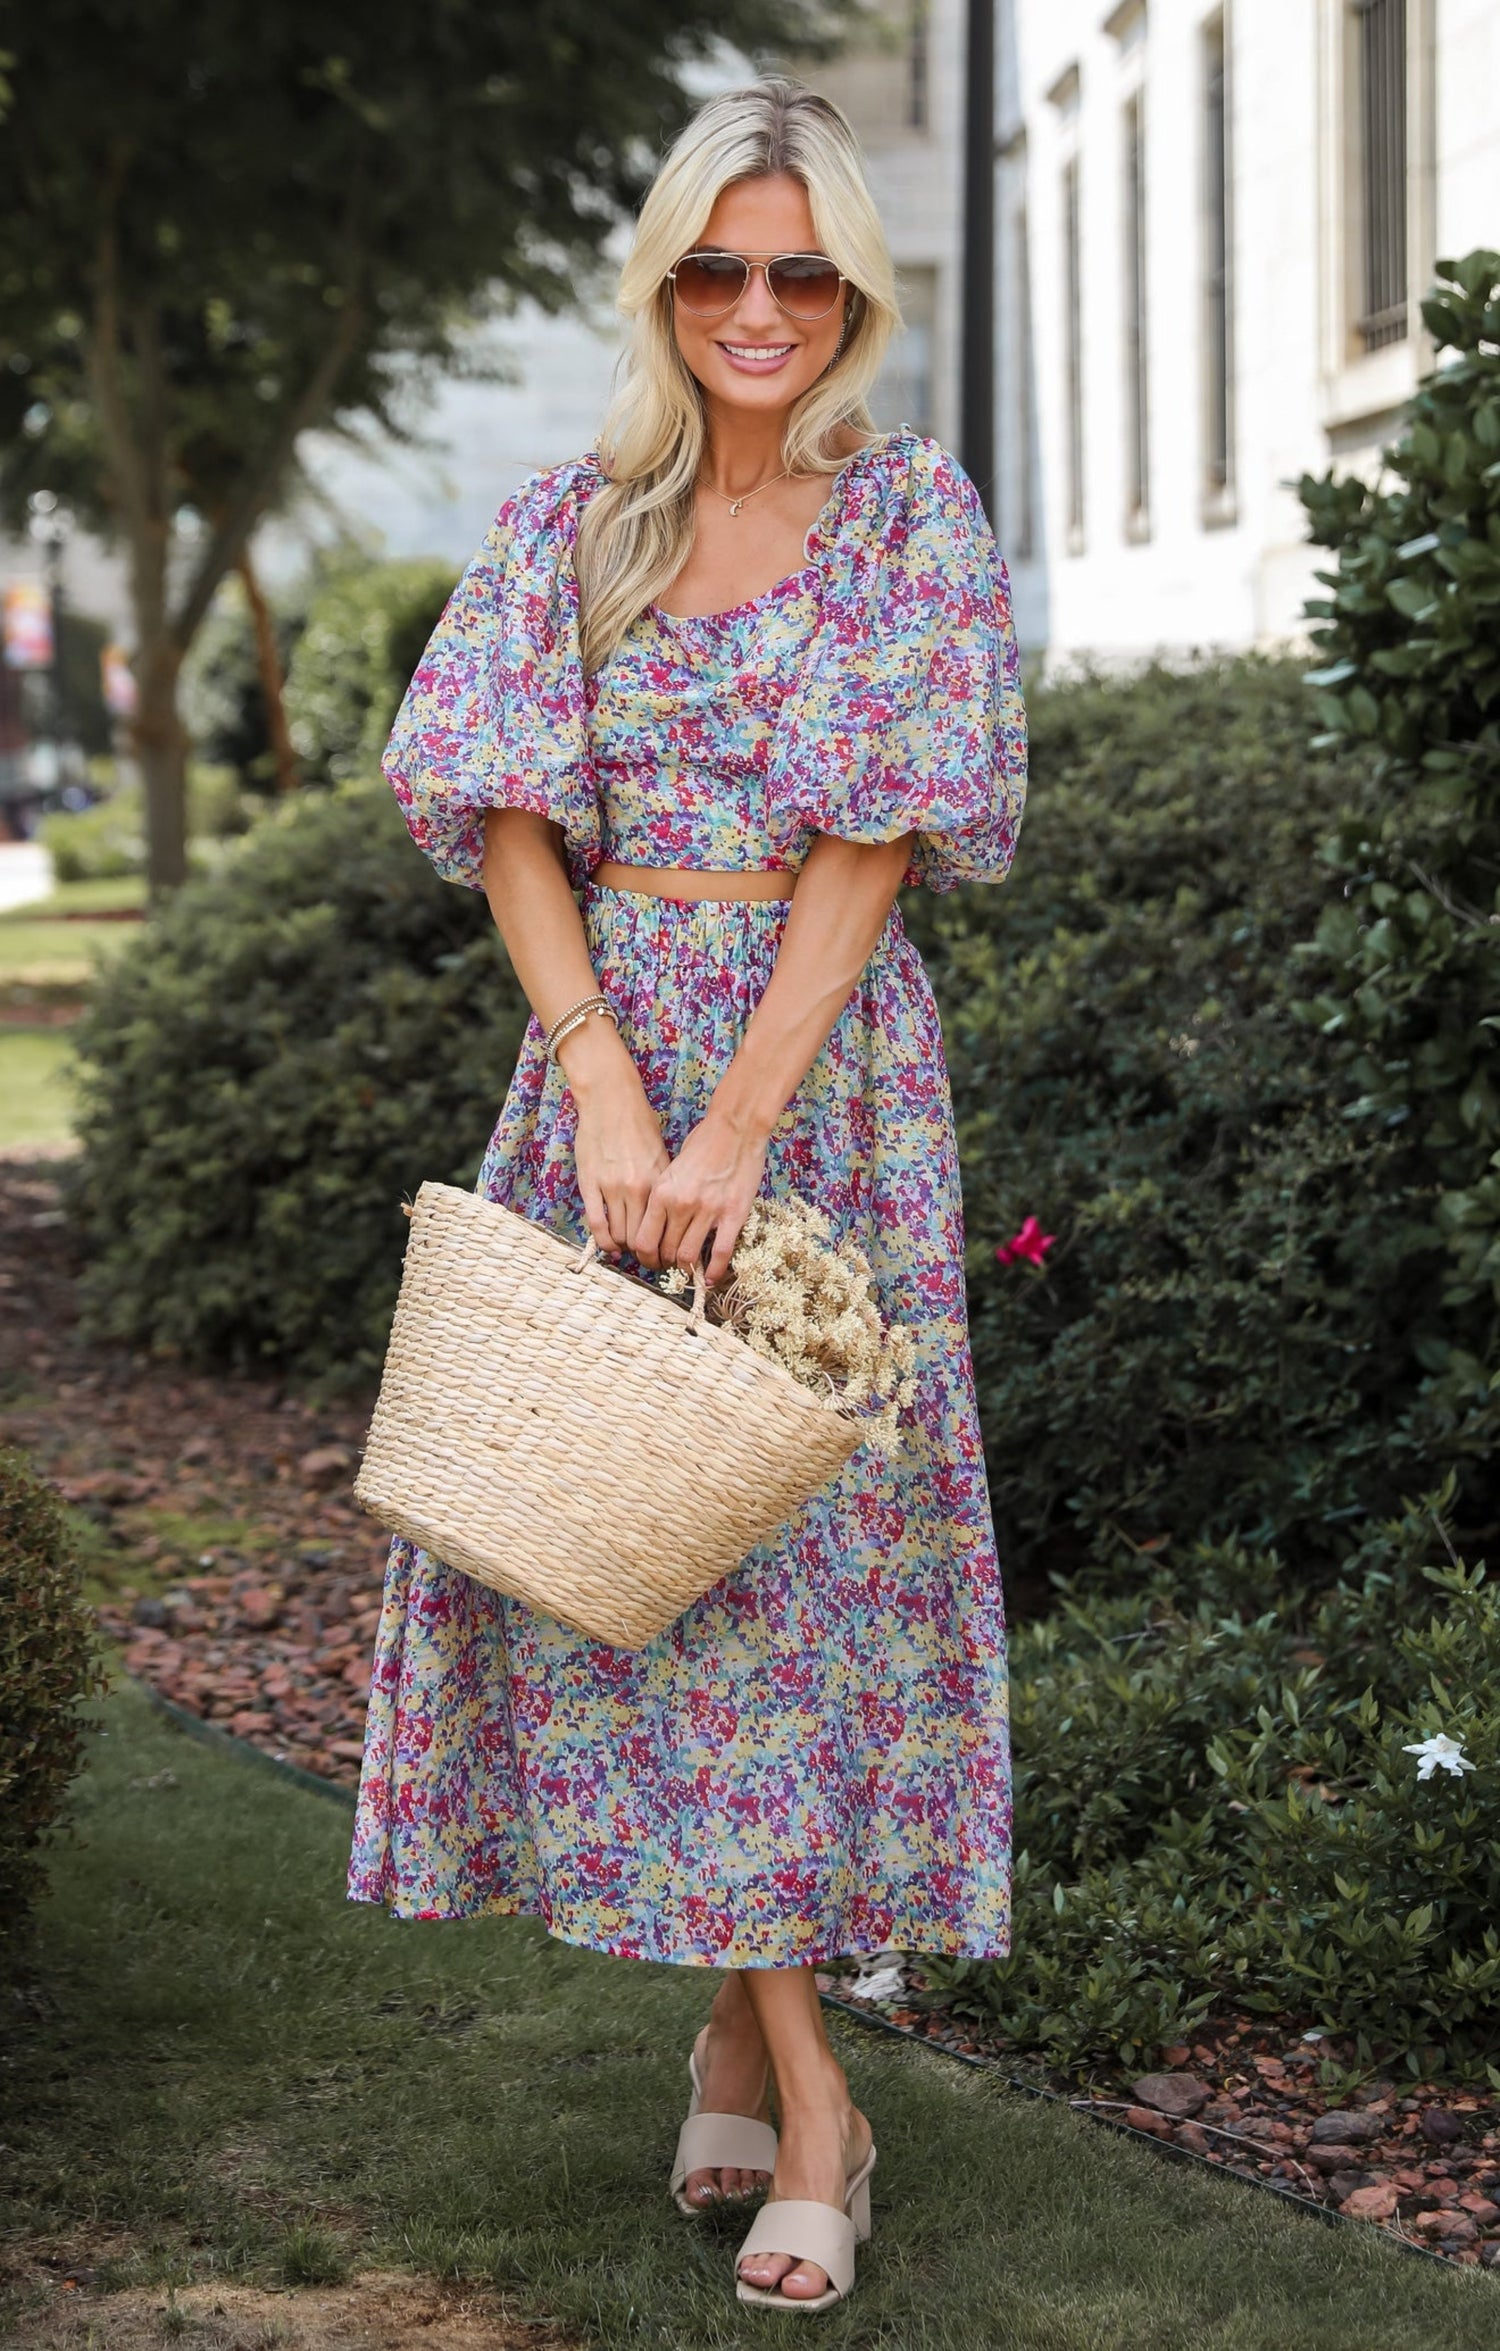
[574,77,902,674]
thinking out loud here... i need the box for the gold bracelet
[543,991,609,1057]
[546,1001,619,1066]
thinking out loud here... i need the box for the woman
[348,76,1026,2315]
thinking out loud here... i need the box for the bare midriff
[589,858,796,902]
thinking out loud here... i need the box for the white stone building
[994,0,1499,665]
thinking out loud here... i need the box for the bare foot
[682,2002,776,2208]
[735,2068,873,2301]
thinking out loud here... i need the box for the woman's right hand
[559,1019,672,1265]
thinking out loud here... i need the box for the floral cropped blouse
[382,426,1027,898]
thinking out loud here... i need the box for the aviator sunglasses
[667,248,848,322]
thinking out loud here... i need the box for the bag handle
[568,1234,711,1334]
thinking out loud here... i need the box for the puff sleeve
[767,436,1027,892]
[381,457,603,892]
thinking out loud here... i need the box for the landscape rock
[1327,2169,1378,2201]
[1123,2106,1175,2138]
[1420,2106,1465,2145]
[1340,2181,1401,2221]
[1307,2145,1366,2174]
[1309,2110,1385,2145]
[299,1444,354,1487]
[236,1583,283,1630]
[1132,2073,1210,2119]
[1414,2209,1478,2244]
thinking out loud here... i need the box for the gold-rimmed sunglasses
[666,249,848,322]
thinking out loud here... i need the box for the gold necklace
[702,467,793,518]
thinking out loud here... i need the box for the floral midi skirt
[347,879,1013,1967]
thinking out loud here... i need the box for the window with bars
[1122,90,1149,534]
[1063,153,1084,547]
[1352,0,1408,349]
[1202,11,1233,499]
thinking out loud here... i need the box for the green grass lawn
[0,916,136,985]
[0,1028,77,1151]
[5,1680,1499,2350]
[7,874,149,919]
[0,879,142,1149]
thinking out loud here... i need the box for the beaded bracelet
[546,998,619,1065]
[543,991,609,1057]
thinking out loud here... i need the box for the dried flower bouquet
[659,1193,917,1454]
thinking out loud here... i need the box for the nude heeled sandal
[733,2142,877,2314]
[669,2040,779,2218]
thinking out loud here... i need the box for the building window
[1122,90,1149,537]
[1202,10,1234,511]
[1062,153,1084,550]
[1352,0,1407,349]
[906,0,930,132]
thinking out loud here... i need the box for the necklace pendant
[728,498,744,517]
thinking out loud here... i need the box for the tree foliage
[0,0,852,889]
[285,556,456,790]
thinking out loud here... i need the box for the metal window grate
[1063,154,1084,542]
[1122,91,1149,529]
[1203,14,1232,493]
[1353,0,1407,349]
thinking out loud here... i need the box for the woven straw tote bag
[354,1180,873,1648]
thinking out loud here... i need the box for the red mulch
[5,1158,1499,2273]
[0,1161,386,1785]
[815,1978,1500,2268]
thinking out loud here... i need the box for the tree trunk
[237,547,300,795]
[132,635,188,900]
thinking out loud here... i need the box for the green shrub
[0,1446,107,1964]
[40,785,145,882]
[39,768,252,886]
[285,556,456,790]
[906,655,1448,1590]
[925,1484,1500,2079]
[62,778,530,1388]
[1295,248,1500,1468]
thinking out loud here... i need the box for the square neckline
[646,428,904,627]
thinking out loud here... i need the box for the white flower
[847,1963,906,2003]
[1401,1732,1477,1781]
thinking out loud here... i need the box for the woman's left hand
[632,1107,768,1287]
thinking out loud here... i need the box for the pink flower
[995,1216,1056,1269]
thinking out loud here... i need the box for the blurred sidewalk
[0,841,52,911]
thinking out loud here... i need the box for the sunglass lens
[673,254,748,313]
[767,257,843,318]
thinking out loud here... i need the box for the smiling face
[669,170,850,420]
